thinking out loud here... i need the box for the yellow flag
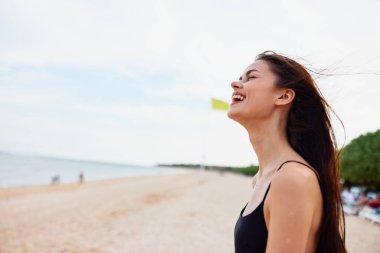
[211,98,229,111]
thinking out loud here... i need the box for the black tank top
[234,160,318,253]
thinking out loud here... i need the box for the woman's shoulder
[269,162,322,202]
[276,161,319,183]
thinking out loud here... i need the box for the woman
[228,51,347,253]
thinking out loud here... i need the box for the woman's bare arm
[265,164,321,253]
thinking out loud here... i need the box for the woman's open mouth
[231,94,246,105]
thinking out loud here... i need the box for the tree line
[340,129,380,190]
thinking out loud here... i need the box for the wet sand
[0,170,379,253]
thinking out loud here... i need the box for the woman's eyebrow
[239,69,259,80]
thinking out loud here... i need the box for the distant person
[229,51,347,253]
[342,186,355,206]
[51,174,60,185]
[79,171,84,184]
[352,190,369,214]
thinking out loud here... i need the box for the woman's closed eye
[238,76,257,82]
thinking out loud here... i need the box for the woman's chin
[228,109,252,128]
[227,108,241,121]
[227,109,235,119]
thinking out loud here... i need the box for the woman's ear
[275,88,295,106]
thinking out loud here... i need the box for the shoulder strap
[262,160,320,201]
[263,184,271,200]
[276,160,321,183]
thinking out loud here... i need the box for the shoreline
[0,168,194,201]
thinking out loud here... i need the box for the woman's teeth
[232,94,245,101]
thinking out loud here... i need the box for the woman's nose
[231,81,243,89]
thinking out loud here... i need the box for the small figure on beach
[229,51,347,253]
[342,186,356,206]
[352,190,370,214]
[79,171,84,184]
[51,174,60,185]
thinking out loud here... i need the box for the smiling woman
[228,51,347,253]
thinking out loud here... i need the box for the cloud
[0,87,63,106]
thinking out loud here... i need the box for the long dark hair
[256,51,347,253]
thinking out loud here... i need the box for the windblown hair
[256,51,347,253]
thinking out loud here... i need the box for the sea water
[0,152,185,188]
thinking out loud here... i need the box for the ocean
[0,152,185,188]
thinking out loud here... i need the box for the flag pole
[200,100,212,171]
[201,98,229,171]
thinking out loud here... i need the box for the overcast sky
[0,0,379,166]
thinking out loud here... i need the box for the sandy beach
[0,169,379,253]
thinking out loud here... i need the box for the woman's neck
[245,119,296,179]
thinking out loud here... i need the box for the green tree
[232,164,259,176]
[340,129,380,190]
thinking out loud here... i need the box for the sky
[0,0,379,167]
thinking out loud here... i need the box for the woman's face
[227,60,281,124]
